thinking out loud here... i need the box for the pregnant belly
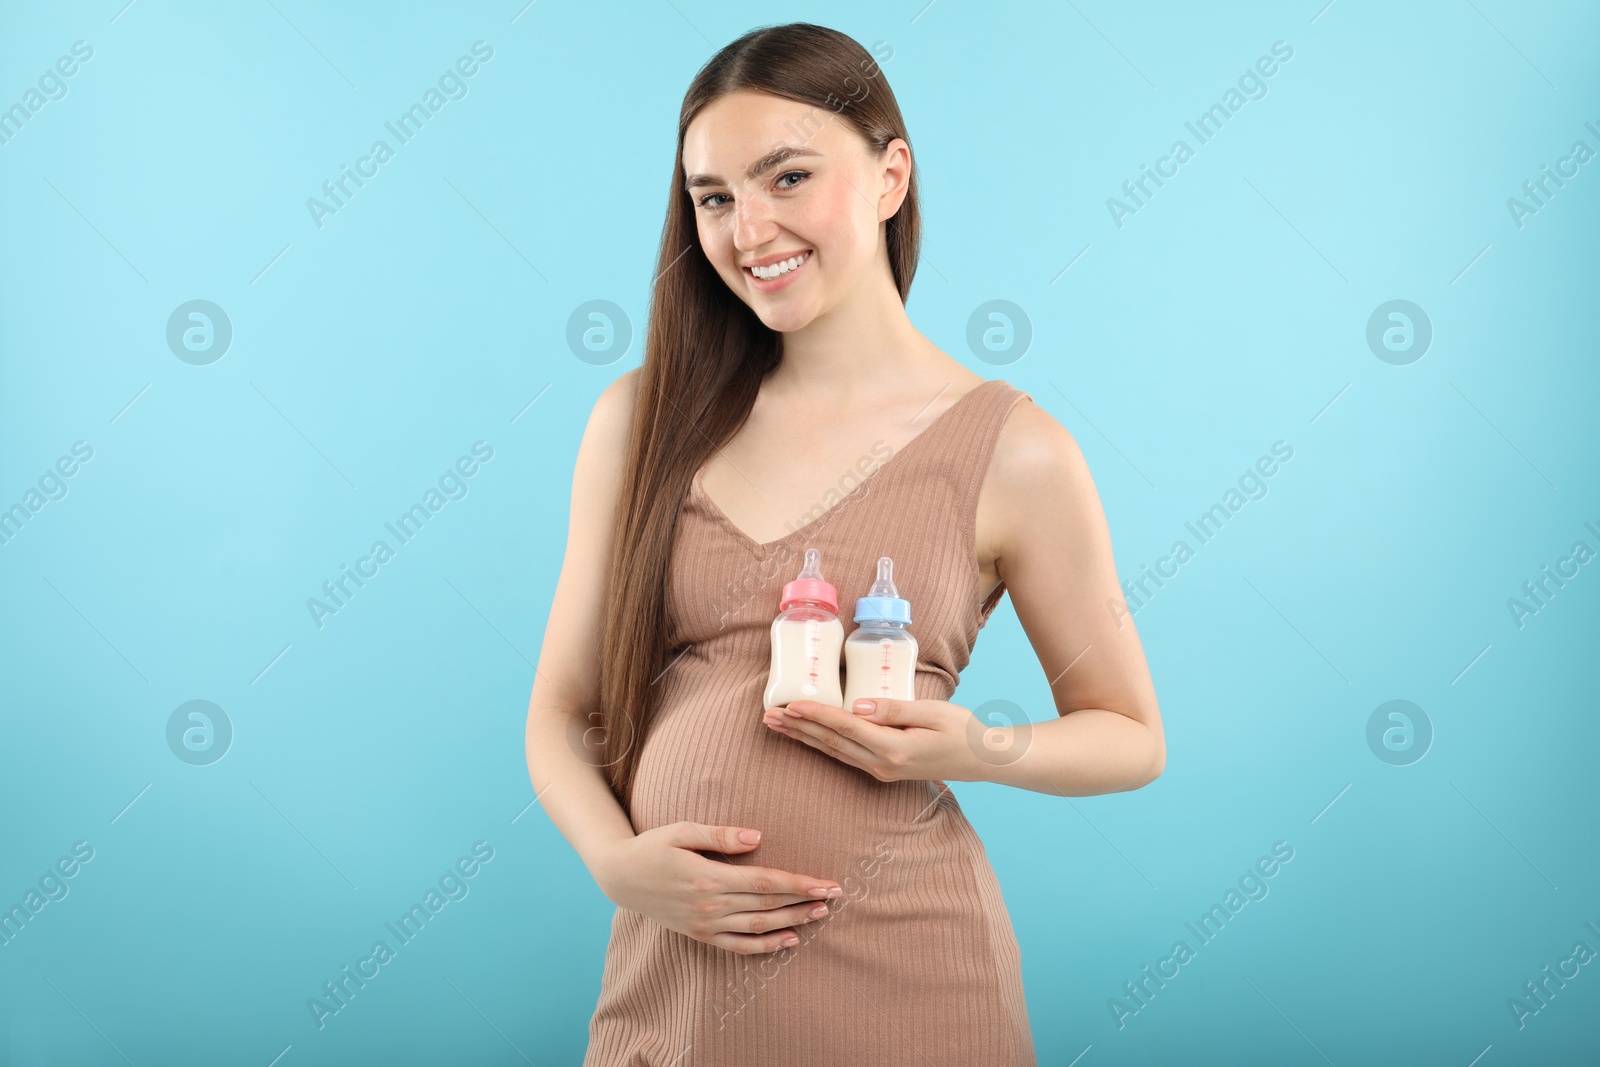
[628,670,951,889]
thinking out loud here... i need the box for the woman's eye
[695,171,811,210]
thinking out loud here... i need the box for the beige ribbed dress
[584,378,1038,1066]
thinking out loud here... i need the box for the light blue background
[2,1,1596,1064]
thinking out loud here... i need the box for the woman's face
[682,89,908,333]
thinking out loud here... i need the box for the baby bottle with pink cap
[763,547,845,710]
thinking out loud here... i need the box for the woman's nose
[733,189,777,246]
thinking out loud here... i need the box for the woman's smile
[743,249,812,292]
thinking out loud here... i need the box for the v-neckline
[690,379,1000,554]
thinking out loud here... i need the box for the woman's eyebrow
[685,145,822,191]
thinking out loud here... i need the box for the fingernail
[853,700,875,714]
[809,904,829,918]
[781,935,799,947]
[810,885,839,898]
[738,830,761,844]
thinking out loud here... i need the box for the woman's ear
[877,137,912,222]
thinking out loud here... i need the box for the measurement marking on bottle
[802,617,821,695]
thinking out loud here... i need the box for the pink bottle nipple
[779,547,839,613]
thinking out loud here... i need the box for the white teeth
[749,251,809,280]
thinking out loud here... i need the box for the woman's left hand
[762,698,982,783]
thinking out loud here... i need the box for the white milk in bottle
[763,547,845,709]
[842,556,918,707]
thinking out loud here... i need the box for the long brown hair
[596,23,920,811]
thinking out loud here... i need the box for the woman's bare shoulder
[563,370,646,537]
[982,393,1098,554]
[595,366,642,425]
[996,388,1083,474]
[577,368,643,465]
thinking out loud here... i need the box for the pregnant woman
[525,22,1165,1065]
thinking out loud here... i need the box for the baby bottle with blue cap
[842,556,918,708]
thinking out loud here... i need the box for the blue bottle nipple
[853,556,912,624]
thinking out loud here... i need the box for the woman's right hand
[595,822,843,956]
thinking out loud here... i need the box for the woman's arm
[524,370,644,888]
[978,396,1166,796]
